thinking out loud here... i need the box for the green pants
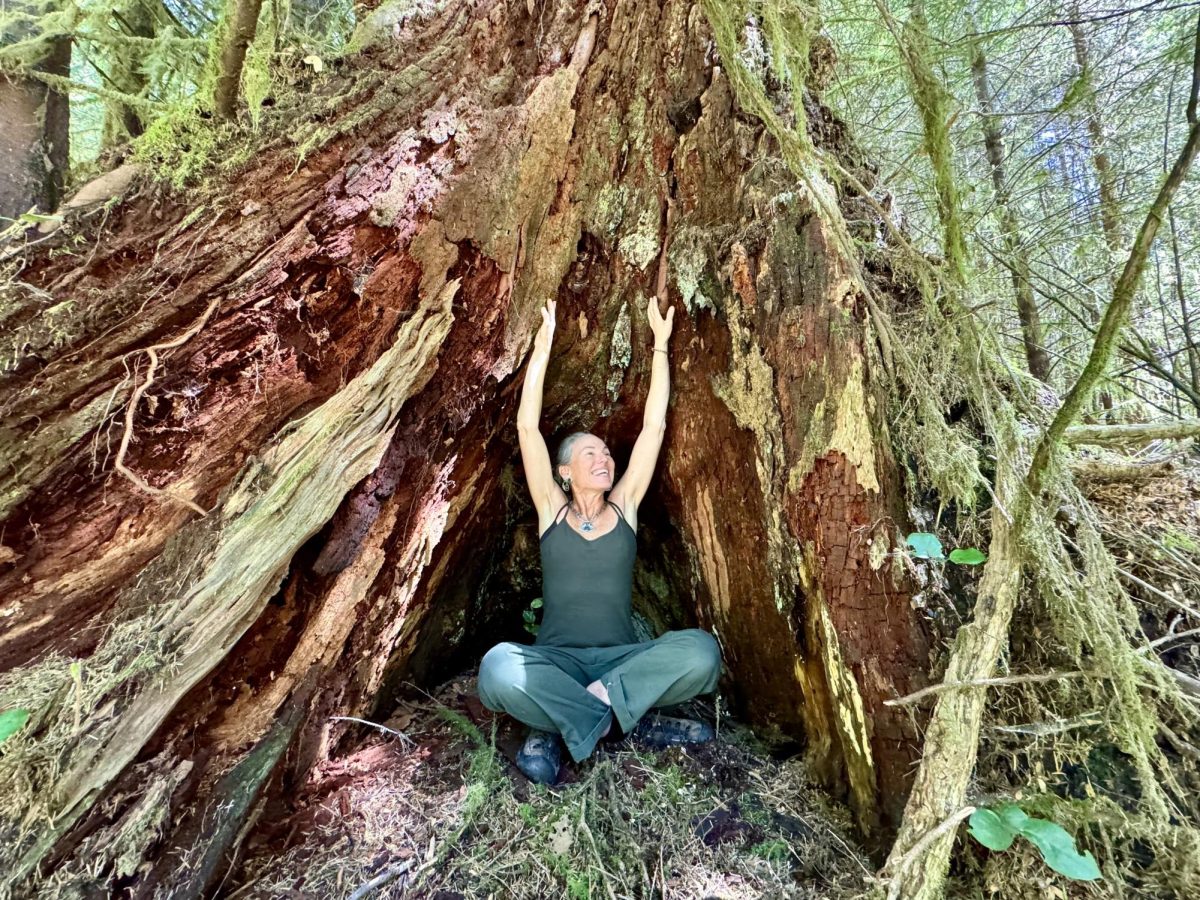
[477,629,722,763]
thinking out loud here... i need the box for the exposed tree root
[113,298,221,516]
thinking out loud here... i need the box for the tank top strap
[554,501,570,524]
[607,499,625,518]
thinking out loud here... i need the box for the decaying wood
[0,1,938,892]
[150,693,308,898]
[1070,458,1175,482]
[8,277,453,885]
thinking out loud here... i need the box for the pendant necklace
[572,502,598,532]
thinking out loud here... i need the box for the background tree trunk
[212,0,264,119]
[969,37,1051,383]
[0,31,70,218]
[0,1,931,891]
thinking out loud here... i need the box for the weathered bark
[0,1,932,893]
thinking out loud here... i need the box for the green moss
[616,207,661,270]
[132,103,237,191]
[241,0,282,129]
[591,182,628,238]
[899,5,968,282]
[1162,527,1199,554]
[627,94,649,153]
[346,0,449,54]
[670,230,712,315]
[750,837,790,863]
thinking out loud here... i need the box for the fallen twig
[1065,419,1200,446]
[346,859,413,900]
[330,716,417,748]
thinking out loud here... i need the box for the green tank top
[535,499,639,648]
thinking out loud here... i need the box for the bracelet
[653,348,668,354]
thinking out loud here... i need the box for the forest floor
[230,672,873,899]
[226,456,1198,900]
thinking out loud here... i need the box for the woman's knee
[687,629,722,681]
[477,642,524,706]
[665,629,722,682]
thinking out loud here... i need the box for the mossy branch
[25,69,161,112]
[1065,419,1200,446]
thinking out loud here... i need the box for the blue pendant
[581,521,595,532]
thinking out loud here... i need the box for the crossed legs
[477,629,722,763]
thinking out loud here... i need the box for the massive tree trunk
[0,1,932,893]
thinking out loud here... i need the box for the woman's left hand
[647,295,675,346]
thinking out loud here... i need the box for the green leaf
[522,610,536,622]
[0,708,30,745]
[949,547,987,565]
[1018,817,1102,881]
[995,803,1031,832]
[530,598,543,609]
[905,532,945,560]
[968,807,1016,851]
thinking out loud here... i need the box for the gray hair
[554,431,591,490]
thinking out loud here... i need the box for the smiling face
[559,433,614,492]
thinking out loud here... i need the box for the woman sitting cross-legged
[476,297,723,784]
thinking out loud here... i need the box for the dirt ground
[231,672,873,899]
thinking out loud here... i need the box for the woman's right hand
[533,299,556,357]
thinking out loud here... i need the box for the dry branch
[1070,458,1175,482]
[883,671,1084,707]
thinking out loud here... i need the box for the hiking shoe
[516,729,562,784]
[631,714,715,749]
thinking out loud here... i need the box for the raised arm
[517,300,569,527]
[611,295,675,521]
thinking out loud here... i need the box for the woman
[476,297,723,784]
